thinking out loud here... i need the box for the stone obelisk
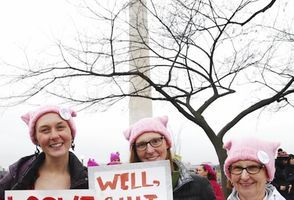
[129,0,152,124]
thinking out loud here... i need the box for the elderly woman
[223,137,285,200]
[0,105,88,200]
[196,164,225,200]
[124,115,215,200]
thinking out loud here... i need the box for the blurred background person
[272,148,290,198]
[107,152,122,165]
[285,154,294,199]
[87,158,99,167]
[196,163,225,200]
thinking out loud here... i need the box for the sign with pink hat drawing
[88,160,173,200]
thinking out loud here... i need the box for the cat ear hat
[124,116,172,148]
[224,137,280,181]
[21,105,77,145]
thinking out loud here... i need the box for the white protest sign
[5,189,96,200]
[88,160,173,200]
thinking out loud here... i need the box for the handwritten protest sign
[4,161,172,200]
[5,189,96,200]
[88,160,173,200]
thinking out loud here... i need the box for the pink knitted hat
[87,158,99,167]
[107,152,122,165]
[123,116,172,147]
[223,137,280,181]
[110,152,120,162]
[21,105,77,145]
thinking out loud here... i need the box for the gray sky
[1,0,294,170]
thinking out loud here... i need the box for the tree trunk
[215,141,230,197]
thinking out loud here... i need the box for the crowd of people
[0,104,292,200]
[87,151,122,166]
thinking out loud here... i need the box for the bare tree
[1,0,294,195]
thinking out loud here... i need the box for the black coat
[272,158,290,199]
[173,159,216,200]
[173,173,216,200]
[285,164,294,200]
[0,152,88,200]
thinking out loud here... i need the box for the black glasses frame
[229,164,265,175]
[134,136,164,151]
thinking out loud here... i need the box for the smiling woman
[1,1,294,196]
[123,115,216,200]
[0,105,88,200]
[223,137,285,200]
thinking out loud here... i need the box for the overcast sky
[1,0,294,170]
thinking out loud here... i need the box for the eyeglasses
[229,164,264,175]
[134,136,164,151]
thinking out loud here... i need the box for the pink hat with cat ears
[21,105,77,145]
[224,137,280,181]
[123,115,172,147]
[110,152,121,162]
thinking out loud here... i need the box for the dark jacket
[285,164,294,199]
[0,152,88,200]
[272,158,290,198]
[173,159,216,200]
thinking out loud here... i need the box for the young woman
[124,115,215,200]
[0,105,88,200]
